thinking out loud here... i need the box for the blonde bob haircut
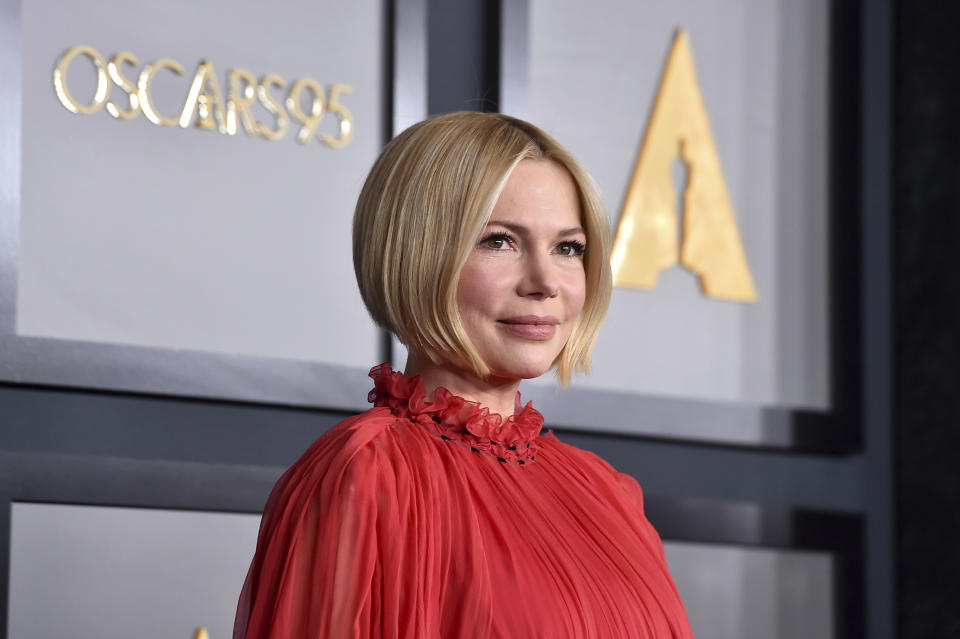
[353,112,612,386]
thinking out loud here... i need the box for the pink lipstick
[497,316,559,341]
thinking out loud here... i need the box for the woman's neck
[403,350,521,419]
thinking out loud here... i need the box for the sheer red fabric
[234,364,693,638]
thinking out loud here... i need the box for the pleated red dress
[234,364,693,638]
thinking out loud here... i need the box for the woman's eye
[480,233,512,250]
[557,241,586,257]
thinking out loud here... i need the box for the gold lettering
[53,45,110,115]
[255,74,289,141]
[138,58,184,127]
[54,45,351,149]
[180,60,228,133]
[226,69,258,136]
[320,84,353,148]
[106,51,140,119]
[286,78,325,144]
[611,29,756,302]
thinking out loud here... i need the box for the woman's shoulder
[237,407,438,638]
[536,429,617,473]
[536,430,647,509]
[256,408,424,536]
[313,406,401,453]
[286,407,410,480]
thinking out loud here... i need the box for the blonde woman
[234,112,693,638]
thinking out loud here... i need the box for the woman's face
[457,159,587,380]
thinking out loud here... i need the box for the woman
[234,113,693,638]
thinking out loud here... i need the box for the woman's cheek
[564,272,588,315]
[456,260,488,303]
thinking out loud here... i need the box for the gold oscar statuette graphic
[192,628,210,639]
[611,29,756,302]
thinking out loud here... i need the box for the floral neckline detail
[368,363,543,464]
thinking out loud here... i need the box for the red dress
[234,364,693,638]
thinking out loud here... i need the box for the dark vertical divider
[860,0,897,635]
[483,0,501,111]
[893,2,960,637]
[0,491,8,639]
[793,510,866,638]
[427,0,500,114]
[382,0,395,143]
[823,0,863,453]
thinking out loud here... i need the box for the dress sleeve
[616,469,646,512]
[233,413,440,638]
[614,470,673,563]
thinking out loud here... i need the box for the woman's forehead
[487,159,582,229]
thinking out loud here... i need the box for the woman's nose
[517,252,560,299]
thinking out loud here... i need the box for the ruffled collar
[368,363,543,464]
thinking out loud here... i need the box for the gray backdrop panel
[665,541,834,639]
[512,0,830,411]
[18,0,381,365]
[0,0,415,409]
[8,503,260,639]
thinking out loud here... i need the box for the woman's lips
[496,316,559,341]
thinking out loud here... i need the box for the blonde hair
[353,112,611,386]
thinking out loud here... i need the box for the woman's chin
[485,357,556,382]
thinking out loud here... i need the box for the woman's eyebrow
[486,221,586,237]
